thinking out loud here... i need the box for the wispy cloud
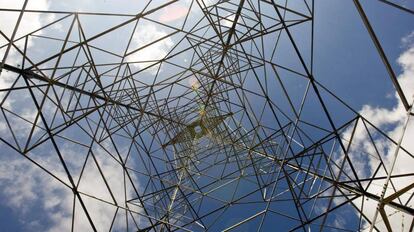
[342,32,414,231]
[0,0,54,136]
[126,22,174,74]
[0,141,142,231]
[0,1,143,230]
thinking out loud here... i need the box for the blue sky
[0,0,414,231]
[314,0,414,109]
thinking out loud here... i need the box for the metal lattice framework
[0,0,413,231]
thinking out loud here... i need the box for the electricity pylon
[0,0,413,231]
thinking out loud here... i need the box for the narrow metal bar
[353,0,410,111]
[368,98,413,231]
[0,0,28,73]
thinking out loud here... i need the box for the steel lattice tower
[0,0,413,231]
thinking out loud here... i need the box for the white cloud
[0,141,142,231]
[0,155,73,230]
[1,2,143,230]
[341,37,414,231]
[401,31,414,48]
[0,0,54,48]
[222,14,236,28]
[0,0,54,131]
[126,22,174,74]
